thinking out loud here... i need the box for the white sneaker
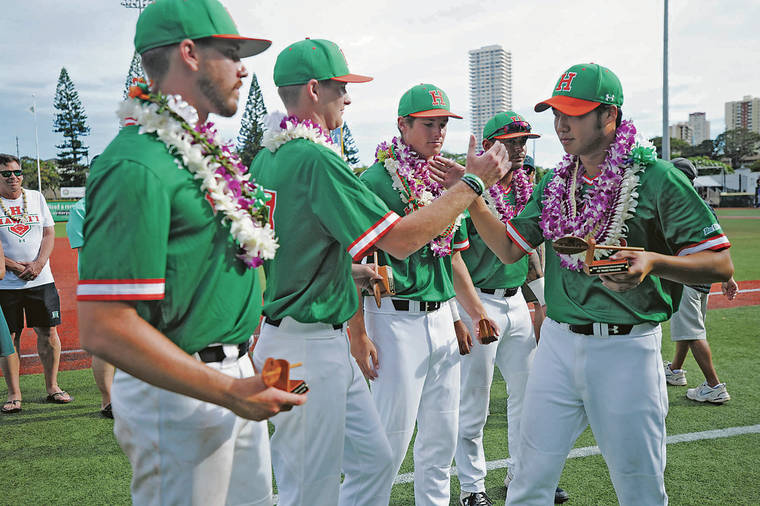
[686,381,731,404]
[664,361,687,386]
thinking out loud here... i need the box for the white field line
[391,424,760,485]
[272,424,760,502]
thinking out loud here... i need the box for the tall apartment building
[669,122,691,143]
[688,112,710,146]
[469,45,512,145]
[725,95,760,134]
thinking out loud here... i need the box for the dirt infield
[4,238,760,376]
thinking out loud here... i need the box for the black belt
[569,323,634,336]
[264,316,342,331]
[391,299,441,312]
[480,287,519,297]
[197,340,250,363]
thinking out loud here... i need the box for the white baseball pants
[252,318,395,506]
[364,297,460,506]
[112,351,273,506]
[455,289,536,494]
[506,318,668,506]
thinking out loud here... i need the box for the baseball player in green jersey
[347,84,498,506]
[436,113,568,506]
[76,1,305,504]
[250,43,509,506]
[463,63,733,505]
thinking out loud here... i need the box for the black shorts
[0,283,61,333]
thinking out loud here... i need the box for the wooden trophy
[372,251,395,308]
[552,236,644,275]
[261,358,309,394]
[478,314,498,344]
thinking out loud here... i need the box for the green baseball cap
[274,39,372,87]
[534,63,623,116]
[398,84,462,119]
[134,0,271,57]
[483,111,540,141]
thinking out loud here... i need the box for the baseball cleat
[686,381,730,404]
[460,491,492,506]
[664,361,687,386]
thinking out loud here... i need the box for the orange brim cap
[534,95,600,116]
[408,109,463,119]
[492,131,541,140]
[332,73,373,83]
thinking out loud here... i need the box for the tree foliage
[236,74,268,167]
[341,123,361,166]
[686,156,732,175]
[330,123,361,167]
[714,128,760,169]
[20,157,61,193]
[122,51,146,99]
[53,67,90,186]
[649,136,691,159]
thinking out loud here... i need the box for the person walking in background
[664,157,737,404]
[0,153,72,414]
[67,195,115,418]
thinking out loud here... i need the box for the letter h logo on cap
[555,72,577,92]
[429,90,445,106]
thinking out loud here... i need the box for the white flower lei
[118,91,277,268]
[262,112,340,155]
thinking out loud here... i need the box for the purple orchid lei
[539,119,649,270]
[121,81,277,268]
[375,136,460,257]
[485,166,532,225]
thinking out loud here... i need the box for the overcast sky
[2,0,758,170]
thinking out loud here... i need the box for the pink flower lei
[539,119,651,270]
[375,136,461,257]
[484,167,531,225]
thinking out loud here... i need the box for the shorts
[0,283,61,333]
[670,285,707,341]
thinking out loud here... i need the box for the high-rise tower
[469,45,512,145]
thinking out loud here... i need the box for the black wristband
[460,177,482,196]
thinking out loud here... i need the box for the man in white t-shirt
[0,154,72,415]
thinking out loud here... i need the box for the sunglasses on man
[0,170,22,178]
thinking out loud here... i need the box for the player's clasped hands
[227,375,307,422]
[428,135,510,190]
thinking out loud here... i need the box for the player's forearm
[650,249,734,285]
[35,226,55,265]
[347,286,369,341]
[78,301,240,408]
[468,198,526,264]
[452,252,485,321]
[376,182,478,259]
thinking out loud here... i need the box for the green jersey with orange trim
[77,126,262,353]
[507,158,730,325]
[360,161,469,302]
[250,139,399,324]
[461,191,529,289]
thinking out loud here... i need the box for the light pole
[662,0,670,161]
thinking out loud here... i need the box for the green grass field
[2,305,758,505]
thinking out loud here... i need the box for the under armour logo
[429,90,445,106]
[610,325,619,334]
[605,93,615,101]
[555,72,577,92]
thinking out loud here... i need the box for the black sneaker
[460,491,493,506]
[554,486,570,504]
